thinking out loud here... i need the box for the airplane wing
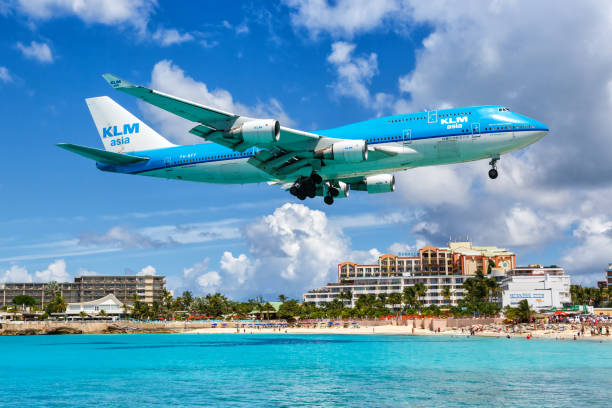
[57,143,149,165]
[103,73,339,180]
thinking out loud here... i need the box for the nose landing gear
[488,156,500,179]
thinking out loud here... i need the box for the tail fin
[85,96,175,153]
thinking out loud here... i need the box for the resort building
[0,274,166,307]
[304,241,516,308]
[608,264,612,287]
[65,294,124,319]
[499,265,571,311]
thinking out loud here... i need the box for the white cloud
[196,271,222,292]
[16,41,53,63]
[284,0,401,38]
[395,164,474,207]
[137,265,156,276]
[15,0,156,34]
[1,259,71,283]
[34,259,70,282]
[562,217,612,276]
[142,60,295,143]
[79,226,163,249]
[169,258,221,295]
[0,264,32,283]
[327,42,375,103]
[219,252,254,286]
[0,66,12,83]
[152,27,194,46]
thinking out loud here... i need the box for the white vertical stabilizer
[85,96,175,153]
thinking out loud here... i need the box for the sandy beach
[185,324,612,341]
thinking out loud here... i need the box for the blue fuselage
[96,105,548,184]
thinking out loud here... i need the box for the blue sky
[1,1,611,299]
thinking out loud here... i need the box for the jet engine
[315,140,368,162]
[365,174,395,194]
[229,119,280,143]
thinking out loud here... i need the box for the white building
[65,294,124,319]
[500,266,571,311]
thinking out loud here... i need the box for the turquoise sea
[0,334,610,407]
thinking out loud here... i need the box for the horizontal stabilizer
[56,143,149,165]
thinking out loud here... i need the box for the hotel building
[499,265,571,311]
[303,241,516,308]
[0,275,166,307]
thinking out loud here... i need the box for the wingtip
[102,73,133,89]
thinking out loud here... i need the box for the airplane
[57,74,548,205]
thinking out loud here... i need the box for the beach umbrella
[553,311,568,316]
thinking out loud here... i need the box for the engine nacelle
[316,140,368,162]
[365,174,395,194]
[230,119,280,144]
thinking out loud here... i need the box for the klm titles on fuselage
[441,116,467,129]
[102,122,138,146]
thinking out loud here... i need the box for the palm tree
[337,290,353,307]
[388,293,403,316]
[441,286,452,305]
[485,277,500,303]
[414,283,426,311]
[403,286,417,310]
[516,299,533,322]
[278,294,287,303]
[44,281,60,307]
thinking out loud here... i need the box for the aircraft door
[471,123,480,139]
[428,111,438,123]
[402,129,412,152]
[164,157,172,170]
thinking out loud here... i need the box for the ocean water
[0,334,610,407]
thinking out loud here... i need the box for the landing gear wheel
[330,187,340,197]
[311,173,323,184]
[324,195,334,205]
[297,193,307,200]
[307,189,316,199]
[488,168,498,179]
[289,186,298,196]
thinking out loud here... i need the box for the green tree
[278,299,300,321]
[98,309,107,317]
[414,283,426,311]
[12,295,37,310]
[44,281,60,306]
[45,294,67,314]
[261,302,275,320]
[277,294,287,303]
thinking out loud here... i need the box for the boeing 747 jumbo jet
[58,75,548,205]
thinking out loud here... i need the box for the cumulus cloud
[0,66,12,83]
[16,41,53,63]
[1,259,71,283]
[14,0,156,34]
[220,252,254,286]
[166,258,221,295]
[0,264,32,283]
[137,265,156,276]
[141,60,295,143]
[152,27,194,46]
[33,259,70,282]
[286,1,612,283]
[327,42,380,107]
[284,0,401,38]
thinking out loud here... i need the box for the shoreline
[1,321,610,341]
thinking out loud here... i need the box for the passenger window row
[484,124,535,131]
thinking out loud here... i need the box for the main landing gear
[289,173,323,201]
[324,185,339,206]
[289,173,340,205]
[488,155,500,179]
